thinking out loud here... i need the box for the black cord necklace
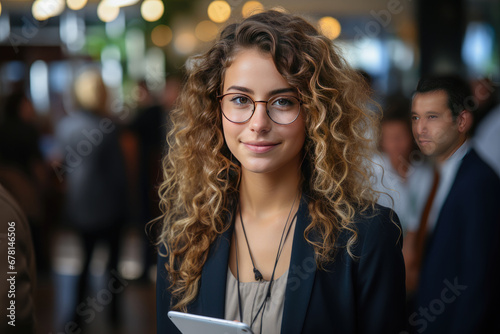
[235,193,299,333]
[239,207,264,281]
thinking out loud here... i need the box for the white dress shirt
[372,153,434,234]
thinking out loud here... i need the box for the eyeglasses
[218,93,302,125]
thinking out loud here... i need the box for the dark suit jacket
[157,198,406,333]
[0,184,36,334]
[55,110,129,231]
[413,149,500,333]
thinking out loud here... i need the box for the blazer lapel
[281,197,316,334]
[199,216,235,318]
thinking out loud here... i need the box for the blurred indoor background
[0,0,498,333]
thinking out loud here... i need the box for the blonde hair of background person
[154,10,405,334]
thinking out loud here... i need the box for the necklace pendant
[253,268,263,281]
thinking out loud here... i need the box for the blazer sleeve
[156,247,183,334]
[355,207,407,333]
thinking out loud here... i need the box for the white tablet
[168,311,254,334]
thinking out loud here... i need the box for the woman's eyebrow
[269,87,296,95]
[226,86,296,96]
[226,85,253,93]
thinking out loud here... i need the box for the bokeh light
[66,0,88,11]
[32,0,65,21]
[141,0,164,22]
[318,16,341,40]
[32,1,50,21]
[0,2,3,17]
[195,20,219,42]
[174,31,197,54]
[104,0,139,7]
[151,24,173,47]
[50,0,66,17]
[242,1,264,18]
[97,0,120,22]
[208,1,231,23]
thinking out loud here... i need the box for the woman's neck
[239,168,301,220]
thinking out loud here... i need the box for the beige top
[225,268,288,334]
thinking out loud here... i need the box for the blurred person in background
[0,89,51,274]
[405,75,500,333]
[0,183,37,334]
[372,94,433,235]
[371,94,434,328]
[129,74,181,282]
[470,78,500,177]
[55,67,129,330]
[469,77,498,136]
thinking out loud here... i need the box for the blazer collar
[281,196,316,334]
[199,211,235,318]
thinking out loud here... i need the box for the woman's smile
[242,140,281,153]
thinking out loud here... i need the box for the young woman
[155,10,406,334]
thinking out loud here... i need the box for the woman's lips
[242,141,279,153]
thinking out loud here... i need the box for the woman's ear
[457,109,473,134]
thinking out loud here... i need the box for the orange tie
[414,167,440,269]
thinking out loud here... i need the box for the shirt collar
[439,140,471,174]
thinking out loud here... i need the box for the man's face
[411,90,469,162]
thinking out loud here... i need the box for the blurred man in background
[372,94,433,235]
[129,74,181,282]
[0,90,51,274]
[55,67,129,331]
[404,75,500,333]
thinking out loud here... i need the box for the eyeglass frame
[217,92,303,125]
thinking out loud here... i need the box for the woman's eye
[231,96,250,105]
[273,97,294,107]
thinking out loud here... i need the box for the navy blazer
[157,198,406,333]
[413,149,500,333]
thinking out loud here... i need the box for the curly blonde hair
[155,10,380,311]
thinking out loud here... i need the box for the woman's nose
[249,103,272,133]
